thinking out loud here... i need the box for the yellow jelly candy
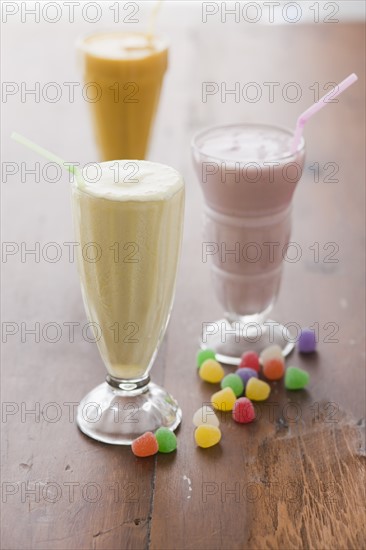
[211,387,236,411]
[194,425,221,448]
[245,377,270,401]
[199,359,225,383]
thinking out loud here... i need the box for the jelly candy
[239,351,260,372]
[197,348,216,368]
[131,432,158,457]
[285,366,310,390]
[245,378,271,401]
[235,367,258,387]
[155,427,177,453]
[220,373,244,397]
[232,397,255,424]
[199,359,225,383]
[211,387,237,411]
[298,329,317,353]
[262,357,285,380]
[193,405,220,427]
[195,425,221,448]
[260,344,283,365]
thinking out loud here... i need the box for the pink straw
[291,73,358,154]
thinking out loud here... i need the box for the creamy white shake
[72,160,184,379]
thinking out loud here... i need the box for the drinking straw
[11,131,84,188]
[147,0,163,40]
[291,73,358,154]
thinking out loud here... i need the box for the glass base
[76,379,182,445]
[201,318,295,366]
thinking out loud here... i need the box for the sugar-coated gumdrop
[155,427,177,453]
[131,432,158,457]
[193,405,220,428]
[199,359,225,383]
[285,366,310,390]
[196,348,216,368]
[298,329,317,353]
[235,367,258,387]
[245,378,271,401]
[260,344,283,365]
[262,357,285,381]
[239,351,260,372]
[220,373,244,397]
[211,387,237,411]
[195,425,221,448]
[232,397,255,424]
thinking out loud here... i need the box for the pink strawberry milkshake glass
[192,123,305,365]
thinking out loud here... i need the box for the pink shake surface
[198,125,294,162]
[192,124,305,217]
[192,124,305,317]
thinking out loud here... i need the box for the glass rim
[191,122,305,163]
[75,30,169,56]
[71,159,183,201]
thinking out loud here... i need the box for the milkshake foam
[197,125,295,162]
[80,32,166,59]
[79,160,183,200]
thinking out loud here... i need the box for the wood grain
[1,13,365,550]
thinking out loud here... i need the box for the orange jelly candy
[131,432,159,457]
[262,357,285,381]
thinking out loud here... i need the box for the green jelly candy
[220,373,244,397]
[285,366,310,390]
[197,348,216,368]
[155,427,177,453]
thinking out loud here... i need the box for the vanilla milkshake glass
[72,160,184,444]
[192,124,305,364]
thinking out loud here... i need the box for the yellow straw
[147,0,163,40]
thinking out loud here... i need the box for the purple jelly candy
[235,367,258,388]
[298,328,317,353]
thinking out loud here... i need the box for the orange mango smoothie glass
[78,32,168,160]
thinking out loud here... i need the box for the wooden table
[2,7,365,550]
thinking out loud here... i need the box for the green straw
[11,132,84,188]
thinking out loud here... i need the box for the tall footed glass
[72,160,184,444]
[192,124,305,365]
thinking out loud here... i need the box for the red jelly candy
[131,432,158,457]
[262,357,285,381]
[239,351,260,372]
[232,397,255,424]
